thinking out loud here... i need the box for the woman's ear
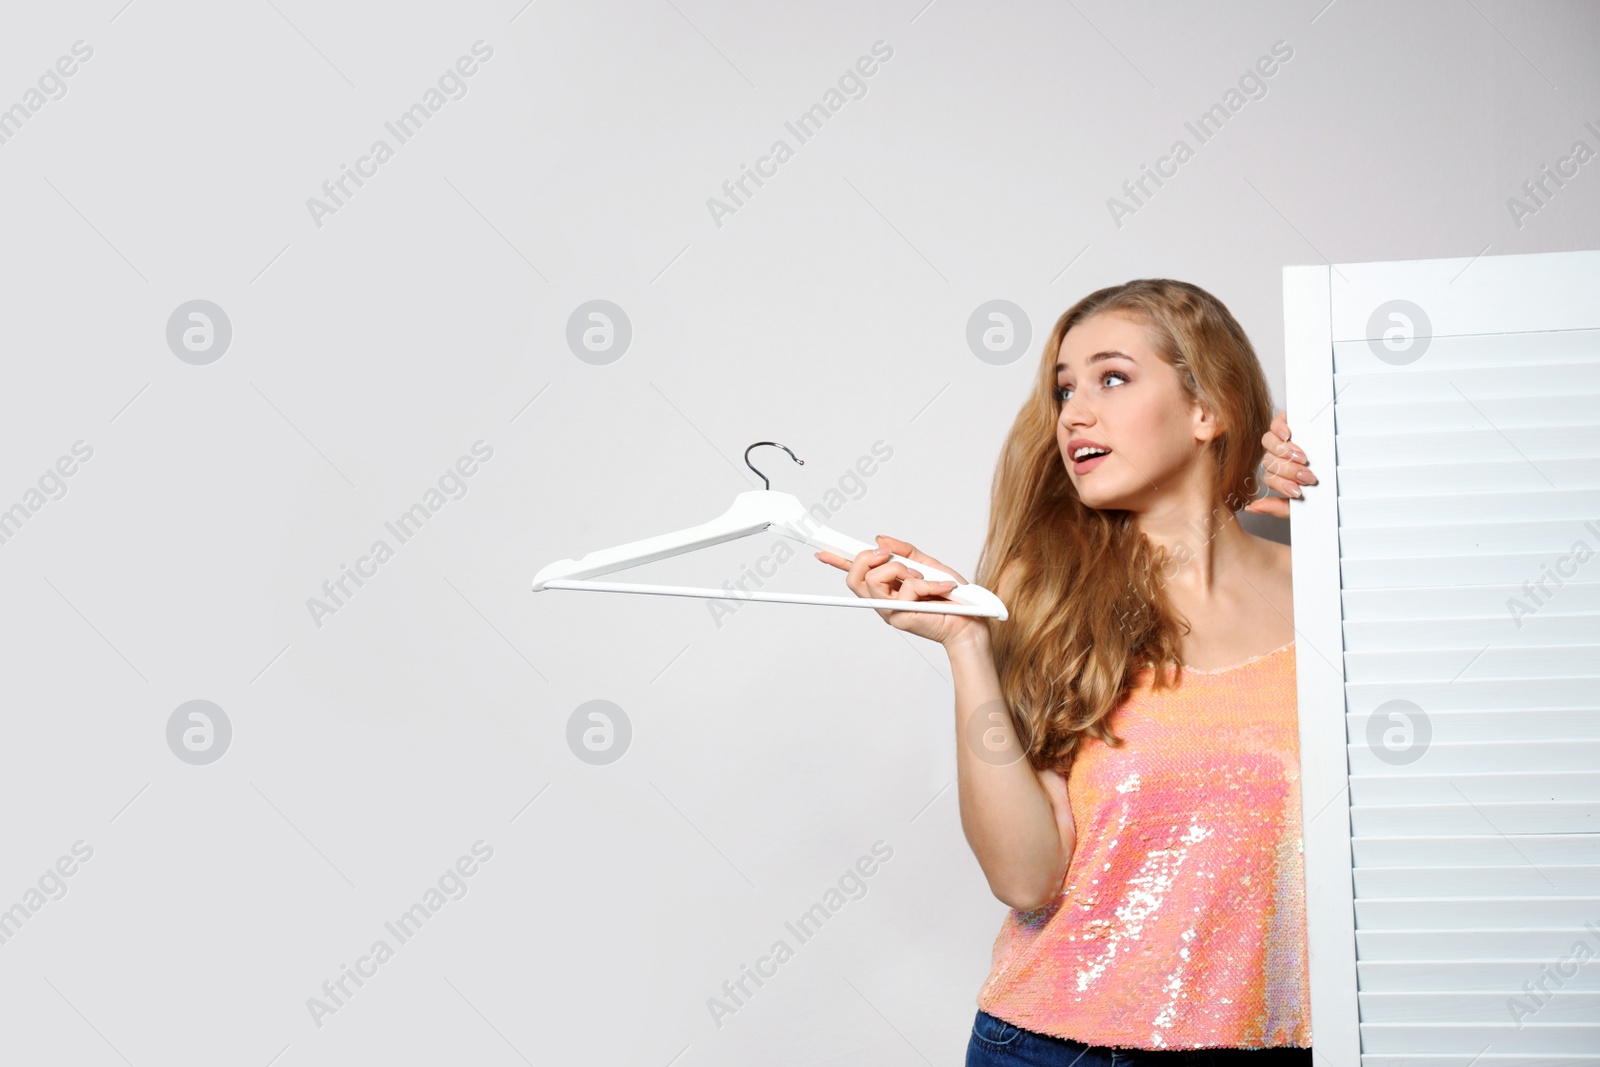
[1192,396,1223,444]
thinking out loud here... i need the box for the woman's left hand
[1243,410,1317,519]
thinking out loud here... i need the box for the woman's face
[1055,310,1216,512]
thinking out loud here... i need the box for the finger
[878,577,957,629]
[1264,448,1314,480]
[1263,454,1305,479]
[1261,469,1303,499]
[819,550,870,575]
[1271,410,1290,442]
[872,534,969,585]
[1262,429,1308,466]
[843,546,893,596]
[864,558,920,599]
[1264,454,1317,488]
[873,534,931,566]
[1243,497,1290,519]
[894,577,959,603]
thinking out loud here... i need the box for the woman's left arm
[1243,410,1318,520]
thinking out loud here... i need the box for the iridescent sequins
[975,643,1312,1050]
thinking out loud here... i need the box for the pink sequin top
[975,641,1311,1050]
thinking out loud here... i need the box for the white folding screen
[1284,248,1600,1066]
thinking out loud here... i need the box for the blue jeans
[966,1009,1314,1067]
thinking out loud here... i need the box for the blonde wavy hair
[971,279,1273,772]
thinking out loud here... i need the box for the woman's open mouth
[1068,438,1112,475]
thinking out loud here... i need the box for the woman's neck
[1133,488,1251,595]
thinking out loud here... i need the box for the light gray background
[2,1,1597,1064]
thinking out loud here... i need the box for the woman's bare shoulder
[1246,531,1293,588]
[1265,533,1291,568]
[1242,527,1290,558]
[1228,531,1294,630]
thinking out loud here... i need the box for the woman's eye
[1056,373,1125,403]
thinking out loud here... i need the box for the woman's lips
[1073,452,1110,475]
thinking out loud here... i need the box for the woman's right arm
[815,536,1076,912]
[946,623,1076,912]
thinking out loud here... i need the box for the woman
[818,279,1318,1065]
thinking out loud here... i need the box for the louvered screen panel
[1284,251,1600,1067]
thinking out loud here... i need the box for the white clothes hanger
[532,442,1008,619]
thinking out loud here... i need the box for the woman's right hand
[814,534,981,647]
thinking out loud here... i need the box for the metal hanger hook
[744,441,804,491]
